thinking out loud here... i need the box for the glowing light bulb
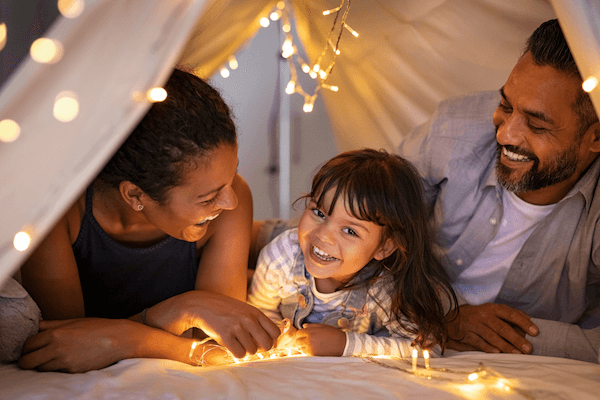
[220,68,230,78]
[147,87,167,102]
[423,350,429,369]
[282,23,291,33]
[412,348,418,371]
[468,373,479,381]
[270,10,281,21]
[14,231,31,251]
[53,91,79,122]
[58,0,85,18]
[260,17,270,28]
[277,1,285,9]
[0,119,20,142]
[285,81,295,94]
[323,84,338,92]
[303,101,314,113]
[583,76,598,93]
[309,71,317,79]
[344,24,359,37]
[301,64,310,73]
[0,23,6,51]
[318,70,327,79]
[313,64,320,72]
[228,55,238,70]
[30,38,63,64]
[323,6,341,15]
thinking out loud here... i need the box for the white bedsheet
[1,352,599,399]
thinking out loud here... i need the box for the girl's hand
[145,290,280,358]
[295,323,346,356]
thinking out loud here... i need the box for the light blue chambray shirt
[398,90,600,363]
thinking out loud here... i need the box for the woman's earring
[137,204,144,211]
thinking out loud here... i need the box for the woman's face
[142,143,239,242]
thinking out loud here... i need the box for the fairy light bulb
[322,84,338,92]
[277,1,285,9]
[323,6,341,16]
[57,0,85,18]
[228,55,238,70]
[0,119,20,142]
[53,91,79,122]
[30,38,63,64]
[583,76,598,93]
[147,87,167,102]
[13,231,31,251]
[468,372,479,381]
[220,68,230,78]
[285,81,295,94]
[309,71,317,79]
[0,23,6,51]
[282,23,291,33]
[303,97,314,113]
[270,10,282,21]
[412,348,418,371]
[318,70,327,79]
[301,64,310,73]
[313,64,320,72]
[344,23,359,37]
[260,17,270,28]
[423,349,430,369]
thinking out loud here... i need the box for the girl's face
[297,188,392,291]
[142,143,239,242]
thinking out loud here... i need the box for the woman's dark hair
[97,69,237,203]
[525,19,598,137]
[300,149,457,350]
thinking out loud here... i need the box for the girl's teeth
[313,246,337,261]
[196,214,220,226]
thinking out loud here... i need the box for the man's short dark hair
[525,19,598,136]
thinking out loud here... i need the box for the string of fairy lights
[217,0,357,113]
[0,0,169,254]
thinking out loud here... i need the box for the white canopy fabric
[0,0,598,287]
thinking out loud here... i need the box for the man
[398,19,600,363]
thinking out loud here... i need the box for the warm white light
[228,55,238,70]
[14,231,31,251]
[285,81,295,94]
[303,101,314,113]
[301,64,310,73]
[423,349,429,369]
[260,17,270,28]
[30,38,63,64]
[583,76,598,93]
[0,23,6,51]
[323,6,341,16]
[147,87,167,102]
[277,1,285,9]
[57,0,85,18]
[0,119,20,142]
[282,23,291,33]
[412,348,418,371]
[344,23,359,37]
[309,71,317,79]
[220,68,230,78]
[318,70,327,79]
[468,372,479,381]
[270,11,281,21]
[53,91,79,122]
[323,84,338,92]
[313,64,320,72]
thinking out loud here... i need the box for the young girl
[248,149,457,357]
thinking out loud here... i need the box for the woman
[17,69,280,373]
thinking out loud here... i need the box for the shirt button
[338,317,350,329]
[456,259,463,266]
[490,217,497,225]
[298,294,307,308]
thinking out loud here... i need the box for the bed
[2,352,599,399]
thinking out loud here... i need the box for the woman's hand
[19,318,143,373]
[146,290,280,358]
[294,323,346,356]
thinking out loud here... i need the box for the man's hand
[295,323,346,356]
[446,303,539,354]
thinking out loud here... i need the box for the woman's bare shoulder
[64,191,87,244]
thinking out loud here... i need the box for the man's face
[493,52,588,203]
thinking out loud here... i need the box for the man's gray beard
[495,143,579,193]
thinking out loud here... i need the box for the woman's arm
[195,174,253,301]
[20,201,85,320]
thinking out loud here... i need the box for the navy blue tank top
[73,186,198,319]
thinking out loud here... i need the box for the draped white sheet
[0,0,599,293]
[1,353,600,399]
